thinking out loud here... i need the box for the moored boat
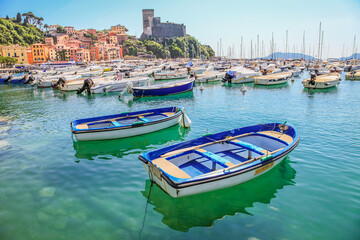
[302,72,341,89]
[139,122,299,198]
[153,71,188,80]
[71,106,187,141]
[254,71,291,85]
[345,71,360,80]
[221,68,260,84]
[131,78,195,98]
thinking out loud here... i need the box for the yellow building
[111,24,126,34]
[109,35,118,44]
[0,44,29,63]
[48,47,57,61]
[30,43,49,64]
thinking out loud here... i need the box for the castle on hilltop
[140,9,186,40]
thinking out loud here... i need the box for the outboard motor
[263,69,267,75]
[52,77,66,88]
[124,71,130,78]
[4,75,13,83]
[189,72,197,79]
[309,73,316,85]
[221,70,235,83]
[24,75,35,84]
[76,78,94,95]
[314,69,319,76]
[351,70,355,78]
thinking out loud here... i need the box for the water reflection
[73,125,190,160]
[303,87,338,95]
[141,159,296,232]
[252,82,289,90]
[133,91,195,102]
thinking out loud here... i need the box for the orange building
[30,43,49,64]
[111,24,126,35]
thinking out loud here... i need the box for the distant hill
[0,18,44,46]
[263,52,317,61]
[339,53,360,61]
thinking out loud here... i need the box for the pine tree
[16,13,22,23]
[6,15,9,20]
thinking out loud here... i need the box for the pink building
[87,28,97,35]
[45,37,54,46]
[64,26,75,35]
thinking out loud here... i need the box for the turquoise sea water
[0,72,359,240]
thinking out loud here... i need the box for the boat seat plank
[162,112,175,117]
[76,124,88,129]
[139,117,150,123]
[152,158,191,179]
[257,131,293,144]
[196,149,235,167]
[111,121,121,127]
[230,139,267,154]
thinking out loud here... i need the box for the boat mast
[303,31,305,60]
[240,36,243,60]
[352,34,356,59]
[320,30,324,61]
[286,29,288,60]
[317,21,321,62]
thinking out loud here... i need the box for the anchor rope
[139,172,154,240]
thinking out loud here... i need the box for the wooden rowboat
[71,107,185,141]
[139,122,299,198]
[131,78,195,98]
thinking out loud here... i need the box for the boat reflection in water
[133,90,194,103]
[141,158,296,232]
[73,125,189,161]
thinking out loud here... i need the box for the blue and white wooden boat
[139,122,299,198]
[71,107,186,141]
[132,78,195,98]
[10,73,27,83]
[0,73,25,83]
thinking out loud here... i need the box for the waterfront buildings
[30,43,49,64]
[0,44,29,63]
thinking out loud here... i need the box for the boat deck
[152,131,292,180]
[75,112,176,130]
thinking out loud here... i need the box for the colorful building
[90,46,99,61]
[87,29,97,35]
[64,26,75,35]
[30,43,49,64]
[45,37,54,46]
[57,35,69,45]
[111,24,126,35]
[0,44,29,63]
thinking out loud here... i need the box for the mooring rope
[138,173,154,240]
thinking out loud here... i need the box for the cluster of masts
[215,22,358,61]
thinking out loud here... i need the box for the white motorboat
[254,71,292,85]
[221,67,260,84]
[302,73,341,89]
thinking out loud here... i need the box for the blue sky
[1,0,359,58]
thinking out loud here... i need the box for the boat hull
[302,79,340,89]
[254,76,290,85]
[132,79,194,97]
[154,73,187,80]
[73,114,182,141]
[143,154,287,197]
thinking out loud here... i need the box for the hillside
[263,52,317,61]
[0,18,44,46]
[123,35,215,59]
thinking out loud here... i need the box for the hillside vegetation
[123,35,215,59]
[0,18,44,46]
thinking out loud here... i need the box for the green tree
[6,15,9,20]
[16,13,22,23]
[56,26,65,33]
[56,50,66,61]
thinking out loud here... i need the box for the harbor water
[0,72,359,240]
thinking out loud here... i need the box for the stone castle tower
[140,9,186,40]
